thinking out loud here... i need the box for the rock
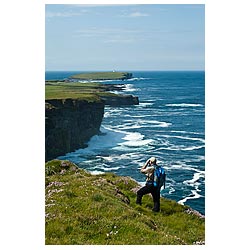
[101,94,139,106]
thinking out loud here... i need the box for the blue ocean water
[46,71,205,215]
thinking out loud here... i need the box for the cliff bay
[45,72,138,161]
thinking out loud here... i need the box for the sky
[45,4,205,71]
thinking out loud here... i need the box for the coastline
[45,71,139,161]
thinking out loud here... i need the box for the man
[136,157,161,212]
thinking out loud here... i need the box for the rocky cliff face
[45,98,104,161]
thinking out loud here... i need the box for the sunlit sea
[46,71,205,215]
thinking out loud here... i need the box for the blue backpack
[153,166,166,189]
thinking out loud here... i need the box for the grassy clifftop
[45,82,105,102]
[45,160,205,245]
[45,81,139,105]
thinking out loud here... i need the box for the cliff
[45,160,205,245]
[45,98,104,161]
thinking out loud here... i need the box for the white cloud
[46,11,81,18]
[74,27,141,37]
[118,11,150,18]
[129,12,149,17]
[103,38,135,44]
[46,9,88,18]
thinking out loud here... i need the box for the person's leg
[136,185,151,205]
[151,188,160,212]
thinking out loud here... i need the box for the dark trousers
[136,183,160,212]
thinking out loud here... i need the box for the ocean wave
[170,130,204,135]
[178,190,202,205]
[166,145,204,151]
[167,164,205,174]
[166,103,203,108]
[183,172,205,187]
[139,102,154,107]
[123,84,140,92]
[126,77,150,81]
[101,166,121,171]
[122,138,154,147]
[162,134,205,143]
[168,186,176,194]
[112,120,172,130]
[116,131,154,148]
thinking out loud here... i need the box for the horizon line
[45,69,205,72]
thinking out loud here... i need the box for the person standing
[136,157,161,212]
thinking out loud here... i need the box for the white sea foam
[168,187,175,194]
[143,120,171,128]
[170,130,204,135]
[126,77,150,81]
[123,84,139,92]
[139,102,154,107]
[112,120,171,131]
[122,139,154,147]
[61,126,126,158]
[166,103,203,108]
[162,145,204,151]
[163,134,205,143]
[167,164,204,175]
[101,166,121,171]
[183,172,205,186]
[178,190,202,205]
[104,109,124,118]
[123,132,144,141]
[118,131,154,148]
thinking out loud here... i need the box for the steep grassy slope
[45,160,205,245]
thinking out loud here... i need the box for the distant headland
[70,71,133,81]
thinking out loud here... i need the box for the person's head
[149,157,157,165]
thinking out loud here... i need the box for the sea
[45,71,205,215]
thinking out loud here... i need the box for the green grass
[45,82,128,102]
[45,82,110,102]
[70,72,132,80]
[45,160,205,245]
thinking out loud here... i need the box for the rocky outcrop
[45,98,104,161]
[101,94,139,106]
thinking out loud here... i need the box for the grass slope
[45,160,205,245]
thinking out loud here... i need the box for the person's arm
[141,166,154,174]
[141,158,150,171]
[141,159,154,173]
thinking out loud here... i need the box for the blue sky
[45,4,205,71]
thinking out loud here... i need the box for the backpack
[153,166,166,189]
